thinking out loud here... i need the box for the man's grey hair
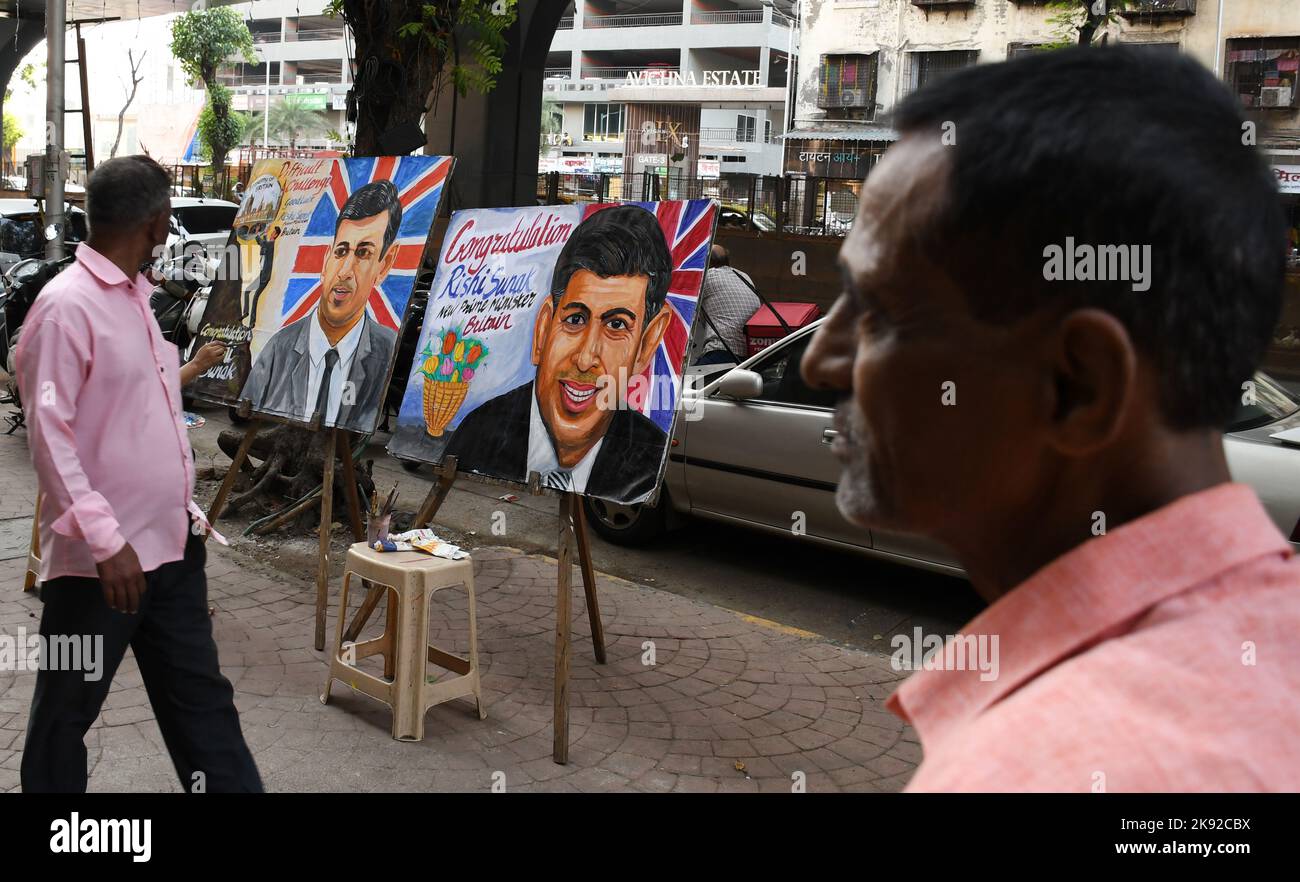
[85,155,172,232]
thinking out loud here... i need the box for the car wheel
[581,494,668,546]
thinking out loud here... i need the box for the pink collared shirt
[16,244,196,581]
[888,483,1300,792]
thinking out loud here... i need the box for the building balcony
[699,126,762,144]
[584,12,683,29]
[1119,0,1196,18]
[912,0,977,9]
[557,16,574,30]
[581,66,681,80]
[692,10,763,25]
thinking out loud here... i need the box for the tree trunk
[343,0,448,156]
[213,1,451,531]
[216,423,375,531]
[1078,0,1108,46]
[111,50,145,159]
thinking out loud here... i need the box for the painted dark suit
[240,311,396,433]
[444,380,667,502]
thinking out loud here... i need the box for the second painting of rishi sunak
[187,155,454,435]
[388,199,718,506]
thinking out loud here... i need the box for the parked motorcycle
[1,252,76,433]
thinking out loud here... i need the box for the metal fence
[535,172,864,237]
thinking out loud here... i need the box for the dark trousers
[21,525,263,793]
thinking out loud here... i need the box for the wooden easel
[23,493,41,592]
[206,416,369,651]
[340,458,607,764]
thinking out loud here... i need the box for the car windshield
[174,205,236,234]
[1229,373,1300,432]
[0,216,40,257]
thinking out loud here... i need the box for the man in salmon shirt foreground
[16,155,262,792]
[802,47,1300,791]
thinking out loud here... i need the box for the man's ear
[634,305,672,375]
[1044,308,1137,457]
[376,239,400,279]
[531,297,555,367]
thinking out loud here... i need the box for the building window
[905,50,979,95]
[1227,38,1300,110]
[583,103,625,141]
[817,54,878,112]
[1007,43,1048,59]
[764,119,773,143]
[736,115,757,143]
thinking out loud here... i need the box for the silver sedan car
[583,319,1300,573]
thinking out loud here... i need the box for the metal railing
[583,12,683,29]
[251,31,281,44]
[692,10,764,25]
[699,126,760,143]
[582,66,680,80]
[544,67,572,78]
[557,16,574,29]
[291,28,347,42]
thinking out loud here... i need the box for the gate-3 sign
[187,155,453,435]
[388,199,718,505]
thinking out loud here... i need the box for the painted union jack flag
[582,198,718,432]
[278,155,453,332]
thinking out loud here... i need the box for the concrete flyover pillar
[425,0,571,211]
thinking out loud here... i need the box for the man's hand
[190,341,227,372]
[96,543,146,614]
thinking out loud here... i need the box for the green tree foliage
[2,114,23,159]
[1045,1,1135,48]
[170,7,256,184]
[245,101,332,148]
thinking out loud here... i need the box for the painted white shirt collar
[527,386,603,493]
[304,308,366,423]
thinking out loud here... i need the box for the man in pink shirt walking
[802,48,1300,791]
[17,155,261,792]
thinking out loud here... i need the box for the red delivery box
[745,302,822,356]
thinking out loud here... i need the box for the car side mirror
[714,368,764,400]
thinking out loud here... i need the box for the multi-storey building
[216,0,351,150]
[791,1,1298,182]
[790,0,1300,375]
[541,0,799,184]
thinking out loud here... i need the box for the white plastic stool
[321,542,485,741]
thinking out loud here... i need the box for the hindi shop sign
[1275,165,1300,194]
[786,140,876,177]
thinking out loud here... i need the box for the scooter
[1,252,76,433]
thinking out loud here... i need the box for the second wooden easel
[339,457,607,764]
[206,416,371,651]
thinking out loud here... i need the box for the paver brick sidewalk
[0,436,919,793]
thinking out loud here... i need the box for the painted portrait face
[532,269,670,467]
[319,211,399,337]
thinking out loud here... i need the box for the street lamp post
[44,0,66,259]
[261,49,271,150]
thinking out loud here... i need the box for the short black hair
[551,204,672,320]
[86,154,171,231]
[336,179,402,256]
[892,46,1286,430]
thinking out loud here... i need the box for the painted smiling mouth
[559,380,597,412]
[330,286,352,302]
